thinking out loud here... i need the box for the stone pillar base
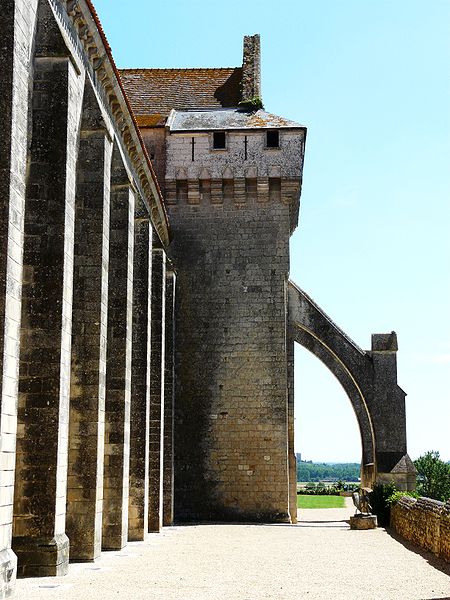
[272,512,292,524]
[0,548,17,598]
[350,515,377,530]
[13,534,69,578]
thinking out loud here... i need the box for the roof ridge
[119,67,240,72]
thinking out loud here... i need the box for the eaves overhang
[167,108,307,134]
[49,0,171,246]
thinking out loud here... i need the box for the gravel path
[15,499,450,600]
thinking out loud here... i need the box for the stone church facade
[0,0,415,595]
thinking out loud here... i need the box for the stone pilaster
[66,94,112,560]
[287,334,297,523]
[102,165,135,550]
[148,246,166,533]
[187,180,200,205]
[210,179,223,205]
[257,177,269,202]
[128,211,152,541]
[13,55,84,577]
[0,1,38,594]
[370,332,408,478]
[234,178,246,205]
[163,270,176,526]
[164,180,176,205]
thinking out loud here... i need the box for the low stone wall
[391,496,450,562]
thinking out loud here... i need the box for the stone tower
[0,5,414,593]
[122,35,306,521]
[121,33,413,523]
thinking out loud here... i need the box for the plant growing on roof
[238,96,264,111]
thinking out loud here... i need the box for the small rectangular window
[213,131,226,149]
[266,130,280,148]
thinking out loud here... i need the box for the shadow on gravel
[297,520,349,524]
[386,527,450,578]
[173,522,295,527]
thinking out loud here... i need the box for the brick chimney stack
[241,34,261,102]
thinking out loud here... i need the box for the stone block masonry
[66,88,113,561]
[128,213,152,541]
[169,190,293,522]
[13,53,85,576]
[391,496,450,563]
[241,34,261,102]
[0,1,39,594]
[1,0,171,594]
[163,270,176,526]
[102,161,135,550]
[148,246,166,533]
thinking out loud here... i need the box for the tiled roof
[119,68,243,118]
[135,114,166,128]
[168,109,305,131]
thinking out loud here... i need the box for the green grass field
[297,495,346,509]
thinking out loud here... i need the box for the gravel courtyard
[15,499,450,600]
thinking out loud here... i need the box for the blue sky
[94,0,450,462]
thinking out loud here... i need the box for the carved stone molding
[50,0,170,246]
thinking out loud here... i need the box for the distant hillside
[297,461,360,482]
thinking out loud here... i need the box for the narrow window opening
[213,131,226,150]
[176,179,188,202]
[266,130,280,148]
[245,178,257,201]
[222,178,234,201]
[269,177,281,202]
[199,179,211,203]
[191,137,195,161]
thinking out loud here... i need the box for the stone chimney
[241,34,261,102]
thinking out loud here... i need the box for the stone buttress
[1,0,170,592]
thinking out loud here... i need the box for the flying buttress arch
[288,281,377,481]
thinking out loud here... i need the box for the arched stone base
[288,281,412,490]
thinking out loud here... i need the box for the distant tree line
[297,461,360,482]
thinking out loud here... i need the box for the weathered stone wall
[14,50,84,577]
[287,335,297,523]
[0,1,40,594]
[66,91,112,562]
[165,130,304,179]
[391,496,450,562]
[148,245,166,532]
[241,34,261,102]
[102,172,135,550]
[140,128,167,195]
[1,0,171,592]
[128,215,152,541]
[168,188,294,522]
[163,270,176,526]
